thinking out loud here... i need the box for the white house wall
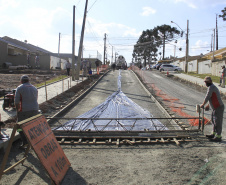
[171,60,180,66]
[50,56,61,69]
[212,61,226,77]
[61,59,68,70]
[188,60,197,72]
[198,60,211,74]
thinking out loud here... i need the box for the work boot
[209,137,222,142]
[206,134,215,139]
[19,143,28,149]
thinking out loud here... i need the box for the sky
[1,0,226,64]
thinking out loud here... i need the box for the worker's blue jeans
[211,105,224,136]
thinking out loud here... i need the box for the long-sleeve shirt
[66,62,71,69]
[15,82,39,112]
[203,84,224,110]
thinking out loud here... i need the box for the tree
[132,29,161,66]
[219,7,226,21]
[132,25,180,66]
[155,24,180,60]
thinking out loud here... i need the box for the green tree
[133,25,180,66]
[219,7,226,21]
[155,24,180,60]
[133,29,161,67]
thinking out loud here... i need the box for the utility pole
[213,29,215,61]
[111,46,113,64]
[72,6,75,80]
[75,0,88,80]
[185,20,189,73]
[163,33,165,60]
[211,34,213,52]
[58,32,61,57]
[103,33,106,65]
[174,45,176,62]
[216,14,218,50]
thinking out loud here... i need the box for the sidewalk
[0,76,87,150]
[0,76,86,122]
[173,73,226,95]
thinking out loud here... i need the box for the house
[0,37,29,67]
[0,36,81,70]
[200,47,226,76]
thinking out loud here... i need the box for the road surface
[1,70,226,185]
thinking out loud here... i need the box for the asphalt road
[138,69,226,136]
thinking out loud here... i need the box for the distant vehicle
[151,64,157,69]
[116,55,127,70]
[156,63,162,70]
[159,64,182,72]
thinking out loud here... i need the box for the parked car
[159,64,182,72]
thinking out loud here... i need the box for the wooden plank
[61,138,65,144]
[173,138,180,146]
[92,138,96,143]
[116,139,120,146]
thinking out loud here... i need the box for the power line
[87,0,99,12]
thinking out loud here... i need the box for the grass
[35,75,68,88]
[184,72,220,84]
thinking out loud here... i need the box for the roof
[158,59,172,63]
[1,36,51,54]
[202,47,226,60]
[174,55,203,62]
[0,37,29,51]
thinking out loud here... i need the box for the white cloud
[190,40,209,55]
[141,7,157,16]
[0,0,19,11]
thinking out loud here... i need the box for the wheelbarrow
[2,89,16,110]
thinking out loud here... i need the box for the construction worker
[200,76,224,142]
[221,65,226,88]
[66,60,72,76]
[15,75,39,148]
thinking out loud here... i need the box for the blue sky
[1,0,226,64]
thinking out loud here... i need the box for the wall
[5,55,27,66]
[179,61,185,71]
[39,55,51,69]
[171,60,180,66]
[188,60,197,72]
[198,60,211,74]
[61,59,68,70]
[212,60,226,77]
[0,41,7,66]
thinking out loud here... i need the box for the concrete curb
[47,70,110,124]
[131,70,181,130]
